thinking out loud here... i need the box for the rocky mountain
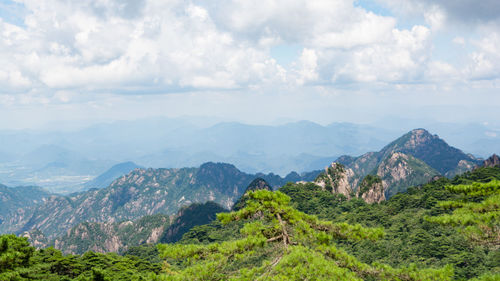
[3,129,485,244]
[52,214,170,255]
[314,163,358,198]
[377,129,480,176]
[482,154,500,168]
[49,179,269,254]
[356,175,384,204]
[4,162,317,239]
[375,152,438,198]
[232,178,273,211]
[315,129,471,202]
[0,184,52,233]
[337,129,480,177]
[31,201,227,255]
[81,161,142,191]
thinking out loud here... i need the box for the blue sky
[0,0,499,130]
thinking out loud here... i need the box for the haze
[0,0,499,192]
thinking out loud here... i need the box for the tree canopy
[426,180,500,248]
[156,190,453,280]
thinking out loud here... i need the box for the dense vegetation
[177,167,500,280]
[0,234,161,280]
[279,167,500,280]
[157,190,452,280]
[0,167,498,280]
[427,179,499,248]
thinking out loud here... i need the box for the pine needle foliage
[426,180,500,248]
[157,190,453,280]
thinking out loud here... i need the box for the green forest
[1,167,499,280]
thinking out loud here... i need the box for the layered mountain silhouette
[3,128,490,253]
[3,163,318,239]
[81,161,142,191]
[315,129,481,201]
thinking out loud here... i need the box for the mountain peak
[402,128,436,147]
[246,178,272,192]
[199,162,238,172]
[380,128,479,175]
[482,154,500,168]
[232,178,272,211]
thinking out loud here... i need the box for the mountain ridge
[316,129,476,201]
[3,162,319,239]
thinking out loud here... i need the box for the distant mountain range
[80,161,142,191]
[1,118,497,193]
[0,128,495,256]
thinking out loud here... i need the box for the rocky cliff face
[357,175,385,204]
[376,152,438,198]
[313,151,438,203]
[45,200,226,255]
[331,129,479,201]
[21,229,48,249]
[445,159,477,178]
[52,214,171,255]
[482,154,500,168]
[314,163,358,198]
[4,162,314,239]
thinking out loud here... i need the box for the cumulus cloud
[1,0,286,94]
[0,0,497,105]
[466,30,500,80]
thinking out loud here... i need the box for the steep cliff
[313,163,358,198]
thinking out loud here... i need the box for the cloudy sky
[0,0,499,129]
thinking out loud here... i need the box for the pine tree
[427,180,500,248]
[156,190,453,280]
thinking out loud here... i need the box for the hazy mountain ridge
[0,185,52,234]
[25,201,228,255]
[3,128,493,254]
[81,161,142,191]
[52,214,171,255]
[1,119,495,193]
[3,163,318,239]
[0,119,422,192]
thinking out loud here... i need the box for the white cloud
[1,0,286,95]
[0,0,497,115]
[466,29,500,80]
[324,25,431,83]
[294,48,318,85]
[423,5,446,31]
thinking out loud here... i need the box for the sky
[0,0,499,130]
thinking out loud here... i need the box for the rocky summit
[482,154,500,168]
[315,129,476,202]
